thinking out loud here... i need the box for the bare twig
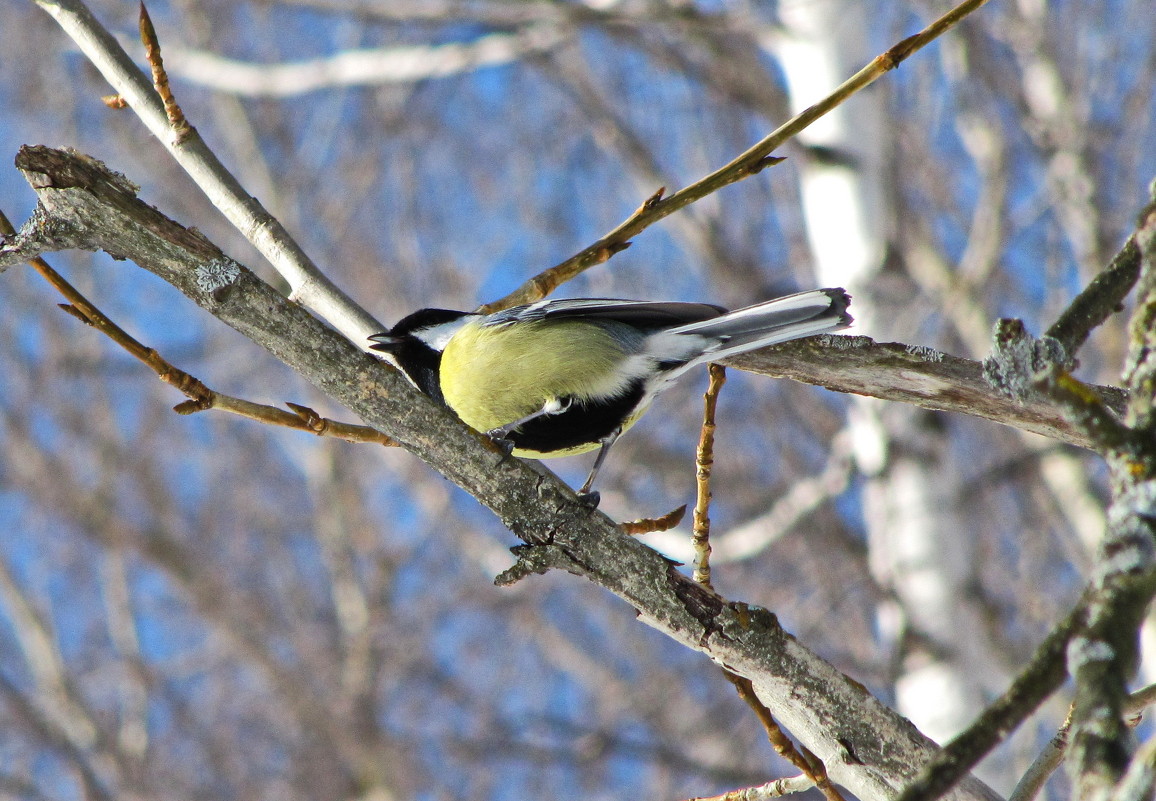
[723,672,846,801]
[620,505,687,536]
[1008,707,1074,801]
[481,0,994,312]
[138,3,189,134]
[695,362,842,801]
[693,364,726,589]
[0,208,395,446]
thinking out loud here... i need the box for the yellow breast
[439,319,641,456]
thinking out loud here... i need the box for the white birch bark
[768,0,1013,784]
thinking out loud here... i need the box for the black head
[368,308,471,404]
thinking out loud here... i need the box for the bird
[369,288,851,503]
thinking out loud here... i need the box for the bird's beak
[367,334,402,353]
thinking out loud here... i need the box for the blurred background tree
[1,0,1153,799]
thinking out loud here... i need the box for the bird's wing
[483,298,727,328]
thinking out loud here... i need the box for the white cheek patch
[415,318,473,350]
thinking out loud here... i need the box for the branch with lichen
[899,187,1156,801]
[1065,186,1156,800]
[3,143,1010,801]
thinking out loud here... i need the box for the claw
[576,490,601,508]
[486,431,516,456]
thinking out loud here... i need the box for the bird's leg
[576,427,623,508]
[486,397,572,446]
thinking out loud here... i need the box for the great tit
[369,288,851,501]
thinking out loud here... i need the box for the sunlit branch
[482,0,995,312]
[32,0,382,344]
[692,364,726,589]
[681,775,816,800]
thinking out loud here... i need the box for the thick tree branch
[728,336,1125,452]
[2,145,1002,801]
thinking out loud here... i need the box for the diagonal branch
[0,209,395,445]
[159,27,570,97]
[32,0,381,343]
[4,144,1002,801]
[1045,237,1141,358]
[481,0,995,312]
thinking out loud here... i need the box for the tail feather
[672,288,852,356]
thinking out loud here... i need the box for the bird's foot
[485,427,516,451]
[576,490,601,508]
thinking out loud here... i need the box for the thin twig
[481,0,994,313]
[723,672,846,801]
[1007,707,1074,801]
[138,2,190,135]
[0,209,395,446]
[620,505,687,536]
[691,366,840,801]
[693,364,726,589]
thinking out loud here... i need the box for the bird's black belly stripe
[509,380,646,453]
